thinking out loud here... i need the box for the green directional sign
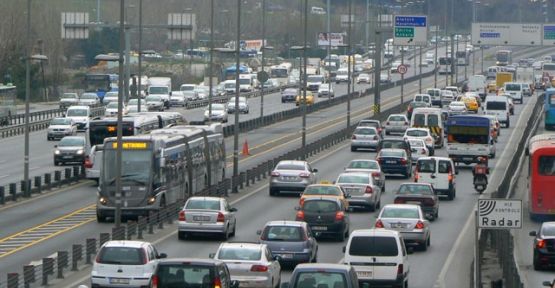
[545,32,555,40]
[395,27,414,38]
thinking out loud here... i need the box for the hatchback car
[53,136,87,166]
[404,127,435,155]
[296,91,315,106]
[258,220,318,265]
[47,117,77,140]
[283,263,360,288]
[383,114,410,135]
[394,183,439,221]
[281,88,297,103]
[344,159,385,192]
[269,160,318,196]
[296,198,350,241]
[177,196,238,240]
[151,258,239,288]
[170,91,187,107]
[407,138,429,162]
[126,99,146,113]
[104,101,127,116]
[530,221,555,270]
[300,184,349,209]
[448,101,468,115]
[415,157,457,200]
[204,103,228,123]
[357,119,383,135]
[336,172,382,211]
[317,84,334,98]
[377,148,412,178]
[227,97,249,114]
[59,92,79,109]
[357,73,371,84]
[375,204,431,251]
[211,242,281,288]
[145,95,165,111]
[90,240,166,288]
[79,92,100,106]
[102,91,119,105]
[351,126,381,151]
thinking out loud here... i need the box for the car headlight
[99,197,108,205]
[76,149,84,155]
[147,196,156,205]
[54,150,60,155]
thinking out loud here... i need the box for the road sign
[257,71,269,83]
[393,15,427,46]
[61,12,89,39]
[471,23,542,46]
[168,13,196,41]
[478,199,522,229]
[397,64,408,75]
[544,24,555,45]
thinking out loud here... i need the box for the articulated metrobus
[0,84,16,126]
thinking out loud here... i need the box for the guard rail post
[42,257,54,286]
[0,186,4,205]
[71,244,82,271]
[21,180,30,197]
[44,173,51,190]
[126,220,136,240]
[34,176,41,194]
[23,265,35,288]
[64,168,72,184]
[54,171,61,188]
[137,216,145,239]
[239,172,246,190]
[85,238,96,264]
[99,232,110,247]
[148,211,155,234]
[9,183,16,201]
[57,251,68,279]
[7,272,18,288]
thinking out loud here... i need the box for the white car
[212,242,281,288]
[170,91,187,107]
[404,128,435,155]
[104,102,127,116]
[79,93,100,106]
[448,101,467,115]
[102,91,119,105]
[59,92,79,109]
[65,105,91,131]
[47,117,77,141]
[383,114,410,135]
[390,61,402,73]
[317,84,334,98]
[380,72,392,83]
[357,73,371,84]
[91,240,167,288]
[126,99,146,113]
[145,95,165,111]
[407,138,429,162]
[204,103,228,123]
[178,196,237,239]
[227,97,249,114]
[415,157,457,200]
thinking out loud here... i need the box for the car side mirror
[345,193,351,198]
[529,231,537,237]
[231,280,240,288]
[158,253,167,259]
[54,145,58,148]
[208,253,215,259]
[229,207,238,212]
[256,230,262,235]
[543,281,554,287]
[407,247,414,254]
[312,168,318,173]
[294,206,301,211]
[342,246,346,253]
[273,255,282,261]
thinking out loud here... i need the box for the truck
[446,115,493,165]
[468,75,487,98]
[516,67,534,84]
[147,77,172,109]
[495,72,513,89]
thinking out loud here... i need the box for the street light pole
[302,0,308,159]
[347,0,352,128]
[137,0,142,112]
[327,0,331,97]
[260,0,266,118]
[115,0,126,228]
[233,0,242,181]
[208,0,214,120]
[24,0,31,197]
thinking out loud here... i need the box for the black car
[151,258,239,288]
[281,88,297,103]
[530,221,555,270]
[258,220,318,264]
[53,136,87,166]
[377,137,412,158]
[394,183,439,220]
[295,198,349,241]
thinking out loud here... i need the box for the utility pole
[327,0,331,98]
[115,0,126,228]
[137,0,142,111]
[232,0,242,182]
[260,0,266,118]
[208,0,214,120]
[302,0,308,159]
[347,0,352,128]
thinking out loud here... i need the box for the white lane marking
[0,175,9,179]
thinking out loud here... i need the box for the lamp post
[23,0,32,198]
[260,0,266,118]
[233,0,242,181]
[347,0,352,129]
[182,8,193,81]
[302,0,308,159]
[137,0,143,112]
[208,0,214,121]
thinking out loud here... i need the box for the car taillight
[296,211,305,221]
[537,239,546,249]
[214,277,222,288]
[394,198,404,204]
[415,221,425,230]
[421,149,426,155]
[141,249,148,264]
[373,135,378,140]
[365,186,373,194]
[400,158,408,165]
[271,171,280,177]
[397,264,404,276]
[299,172,310,178]
[178,211,186,221]
[151,275,159,288]
[217,212,225,222]
[448,173,453,182]
[352,135,357,139]
[375,219,384,228]
[371,172,380,178]
[251,265,269,272]
[335,211,345,221]
[299,198,305,206]
[84,156,93,168]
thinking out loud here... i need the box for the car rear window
[185,199,221,210]
[294,272,347,288]
[303,200,339,213]
[417,159,436,173]
[347,160,378,170]
[358,121,379,128]
[354,128,376,135]
[276,164,305,171]
[389,115,406,121]
[217,247,261,261]
[542,225,555,236]
[406,130,428,137]
[304,186,342,196]
[379,150,405,157]
[155,264,213,287]
[412,114,426,126]
[348,236,399,256]
[438,161,452,173]
[337,174,370,184]
[398,184,433,195]
[428,115,440,126]
[97,247,145,265]
[262,226,304,241]
[538,156,555,176]
[486,101,506,110]
[381,207,419,219]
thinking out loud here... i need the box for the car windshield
[81,94,96,99]
[149,87,168,94]
[407,130,428,137]
[283,88,297,94]
[105,92,118,97]
[97,247,145,265]
[348,236,399,256]
[146,96,161,102]
[294,272,347,288]
[229,97,246,103]
[307,76,323,82]
[347,160,378,170]
[106,102,119,109]
[185,199,221,210]
[51,118,71,125]
[217,247,261,261]
[180,85,195,91]
[263,226,304,241]
[337,174,369,184]
[59,137,84,146]
[398,184,433,195]
[155,264,213,286]
[381,207,419,219]
[128,99,143,105]
[276,163,305,171]
[66,109,88,117]
[303,200,339,212]
[304,186,341,196]
[354,128,376,135]
[209,104,225,111]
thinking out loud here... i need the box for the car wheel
[337,229,346,242]
[351,146,357,152]
[230,221,236,237]
[435,209,439,220]
[447,189,455,201]
[178,231,187,240]
[420,239,428,251]
[96,212,107,223]
[506,120,510,128]
[222,226,230,240]
[382,183,386,193]
[269,188,279,196]
[369,202,376,212]
[533,254,542,271]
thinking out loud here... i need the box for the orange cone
[242,139,250,156]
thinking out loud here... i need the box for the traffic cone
[242,139,250,156]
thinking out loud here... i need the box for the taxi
[299,183,349,209]
[487,82,497,94]
[459,96,479,113]
[295,91,315,106]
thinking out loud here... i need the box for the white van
[487,66,500,79]
[239,74,254,92]
[484,95,511,127]
[413,94,432,106]
[65,105,91,132]
[426,88,442,107]
[503,82,524,104]
[415,157,457,200]
[344,229,410,287]
[410,108,444,148]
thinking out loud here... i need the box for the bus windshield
[103,149,152,185]
[271,68,288,78]
[89,121,134,146]
[85,74,111,93]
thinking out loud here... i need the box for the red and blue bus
[527,134,555,220]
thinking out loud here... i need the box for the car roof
[187,196,223,201]
[303,197,342,204]
[102,240,151,248]
[406,127,429,131]
[399,182,432,187]
[157,258,224,265]
[277,160,307,165]
[382,203,420,210]
[350,228,400,237]
[265,220,306,227]
[294,263,353,271]
[67,105,90,110]
[380,148,406,153]
[218,242,265,249]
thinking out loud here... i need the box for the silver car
[212,242,281,288]
[335,172,382,212]
[170,91,187,107]
[79,93,100,106]
[59,92,79,109]
[407,138,430,162]
[102,91,119,105]
[145,95,165,111]
[344,159,386,192]
[47,117,77,141]
[269,160,318,196]
[351,126,381,152]
[227,97,249,114]
[375,204,431,251]
[204,103,228,123]
[383,114,410,135]
[177,196,238,240]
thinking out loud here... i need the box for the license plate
[193,216,210,221]
[280,254,293,259]
[109,278,130,284]
[386,160,396,164]
[463,157,473,161]
[356,271,372,278]
[63,156,72,159]
[312,226,327,231]
[391,223,406,228]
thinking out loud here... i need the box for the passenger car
[375,204,431,250]
[65,105,91,131]
[258,220,318,265]
[448,101,468,115]
[394,183,439,220]
[530,221,555,270]
[407,101,430,120]
[344,229,410,287]
[357,119,383,136]
[335,172,382,211]
[376,148,412,178]
[383,114,410,135]
[300,184,349,209]
[177,196,238,240]
[380,72,392,83]
[59,92,79,109]
[296,197,350,241]
[269,160,318,196]
[47,117,76,140]
[211,242,280,288]
[344,159,386,191]
[227,97,249,114]
[104,102,127,116]
[126,99,146,113]
[407,138,429,162]
[296,91,315,106]
[145,95,165,111]
[102,91,119,105]
[351,126,381,151]
[317,84,334,98]
[170,91,187,107]
[281,263,360,288]
[53,136,87,166]
[282,88,298,103]
[79,93,100,106]
[357,73,371,84]
[151,258,239,288]
[204,103,228,123]
[90,240,167,288]
[404,127,435,155]
[460,96,479,112]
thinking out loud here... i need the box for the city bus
[495,50,512,66]
[84,73,113,102]
[0,84,16,126]
[438,57,453,75]
[544,88,555,130]
[527,134,555,220]
[96,123,225,222]
[270,63,292,78]
[455,51,469,66]
[223,65,249,80]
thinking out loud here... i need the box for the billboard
[240,40,266,51]
[317,32,344,46]
[471,23,541,46]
